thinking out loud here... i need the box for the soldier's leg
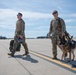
[52,36,57,58]
[8,36,19,57]
[12,36,19,55]
[22,42,28,52]
[21,37,29,54]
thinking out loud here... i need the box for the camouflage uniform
[12,19,28,55]
[49,17,66,57]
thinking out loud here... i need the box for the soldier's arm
[61,19,66,33]
[48,21,52,37]
[21,21,25,35]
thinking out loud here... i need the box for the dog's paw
[67,60,71,62]
[60,59,63,61]
[72,59,74,61]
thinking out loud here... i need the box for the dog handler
[49,10,66,59]
[8,13,29,57]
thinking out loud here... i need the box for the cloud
[0,8,52,38]
[66,25,76,28]
[70,13,76,17]
[60,13,76,18]
[0,8,52,30]
[22,11,52,20]
[63,18,76,23]
[65,19,74,23]
[0,9,17,19]
[0,9,52,20]
[0,0,76,38]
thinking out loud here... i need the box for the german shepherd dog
[59,32,76,61]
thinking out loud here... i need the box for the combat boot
[52,55,57,60]
[23,51,29,56]
[8,53,14,57]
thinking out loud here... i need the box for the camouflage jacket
[49,17,66,36]
[15,19,25,36]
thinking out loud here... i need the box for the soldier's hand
[48,35,50,38]
[62,33,65,36]
[19,35,23,39]
[47,33,52,39]
[48,34,51,39]
[48,36,52,39]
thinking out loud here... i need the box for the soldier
[49,10,66,59]
[8,13,29,57]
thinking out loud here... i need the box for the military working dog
[59,32,76,61]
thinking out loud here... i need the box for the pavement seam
[0,42,33,75]
[1,41,76,74]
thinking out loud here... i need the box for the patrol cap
[52,10,58,15]
[17,13,22,16]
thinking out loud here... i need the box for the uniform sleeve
[48,21,52,36]
[21,21,25,35]
[61,19,66,33]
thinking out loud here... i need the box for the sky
[0,0,76,38]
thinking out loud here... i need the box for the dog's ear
[71,36,73,38]
[70,36,73,40]
[64,31,67,35]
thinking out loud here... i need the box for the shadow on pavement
[61,58,76,67]
[15,55,38,63]
[69,60,76,67]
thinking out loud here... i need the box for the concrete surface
[0,39,76,75]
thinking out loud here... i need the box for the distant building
[0,36,7,39]
[37,33,48,39]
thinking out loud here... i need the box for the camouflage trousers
[51,35,61,57]
[12,35,28,55]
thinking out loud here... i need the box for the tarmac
[0,39,76,75]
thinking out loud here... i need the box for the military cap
[17,13,22,16]
[52,10,58,15]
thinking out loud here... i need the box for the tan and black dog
[59,32,76,61]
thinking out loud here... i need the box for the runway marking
[30,51,76,73]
